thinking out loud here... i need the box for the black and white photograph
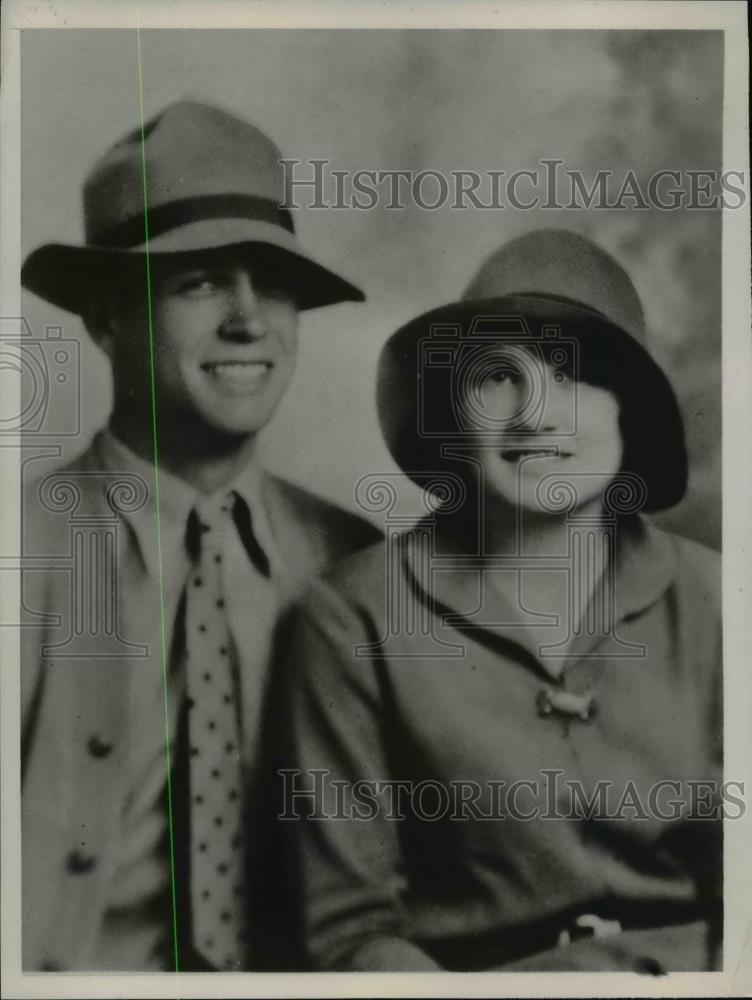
[1,2,750,997]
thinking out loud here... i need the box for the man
[19,99,380,972]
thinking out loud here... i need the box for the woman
[278,229,722,973]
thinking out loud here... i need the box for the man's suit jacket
[19,441,381,971]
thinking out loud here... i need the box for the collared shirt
[92,428,287,970]
[280,514,722,972]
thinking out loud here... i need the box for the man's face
[103,248,299,439]
[460,344,623,516]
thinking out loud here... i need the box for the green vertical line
[135,24,182,977]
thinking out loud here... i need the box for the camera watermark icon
[0,316,80,437]
[418,316,579,442]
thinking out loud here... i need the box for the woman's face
[458,343,623,517]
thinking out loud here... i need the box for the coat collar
[403,511,677,673]
[92,428,279,580]
[260,475,328,604]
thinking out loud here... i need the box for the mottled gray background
[20,29,722,548]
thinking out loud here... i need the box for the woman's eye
[488,368,517,385]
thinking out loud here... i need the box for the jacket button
[87,734,113,758]
[66,849,96,874]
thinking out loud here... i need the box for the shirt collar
[94,428,274,579]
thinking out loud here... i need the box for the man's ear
[82,293,120,360]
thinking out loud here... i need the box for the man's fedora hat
[21,99,364,314]
[377,228,687,512]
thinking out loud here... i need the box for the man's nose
[220,271,268,340]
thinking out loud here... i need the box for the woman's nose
[537,368,572,432]
[507,364,569,432]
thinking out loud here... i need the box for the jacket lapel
[261,474,322,607]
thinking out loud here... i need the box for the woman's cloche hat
[377,228,687,512]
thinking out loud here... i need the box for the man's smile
[200,359,275,391]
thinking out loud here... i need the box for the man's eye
[177,274,222,295]
[253,278,294,303]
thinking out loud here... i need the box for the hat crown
[83,99,288,244]
[463,229,646,343]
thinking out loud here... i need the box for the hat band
[88,193,295,248]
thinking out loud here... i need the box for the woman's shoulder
[654,524,721,612]
[664,528,720,581]
[296,524,422,630]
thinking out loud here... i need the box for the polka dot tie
[185,492,247,970]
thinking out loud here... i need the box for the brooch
[537,686,596,721]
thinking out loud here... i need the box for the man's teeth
[206,361,270,371]
[202,361,272,388]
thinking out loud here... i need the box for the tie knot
[187,492,235,559]
[186,490,271,576]
[195,490,235,528]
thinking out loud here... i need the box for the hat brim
[377,293,687,513]
[21,218,364,315]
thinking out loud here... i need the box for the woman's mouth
[500,447,571,462]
